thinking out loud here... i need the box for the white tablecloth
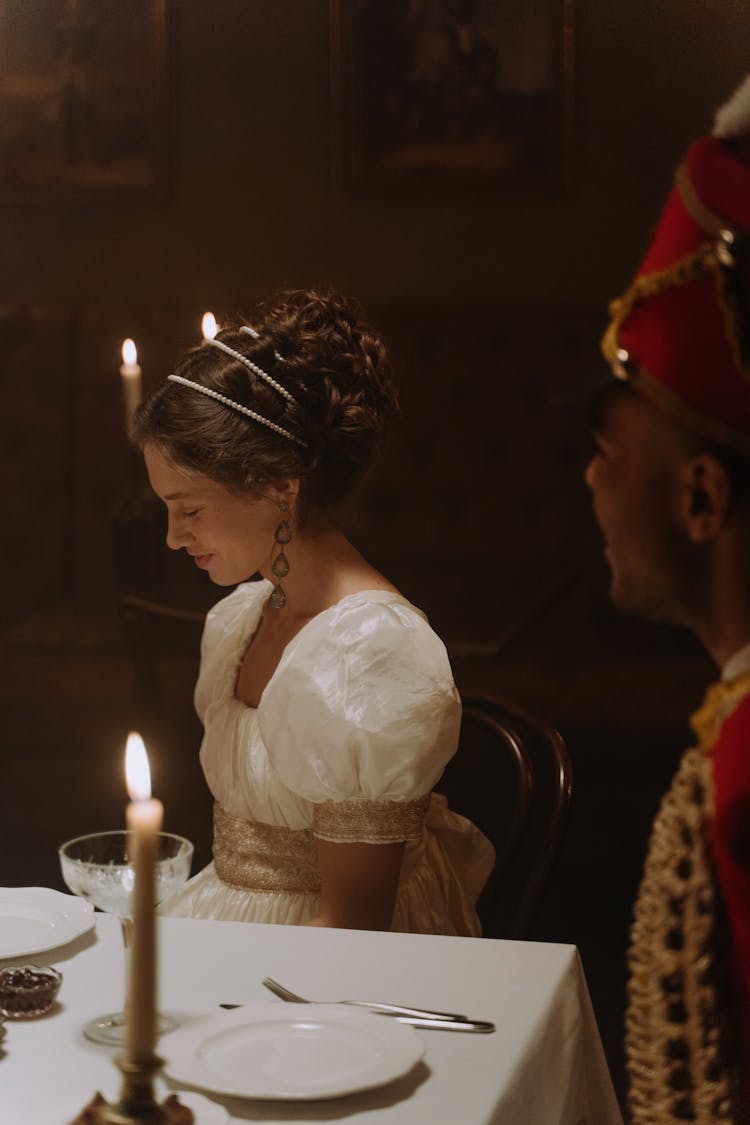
[2,914,623,1125]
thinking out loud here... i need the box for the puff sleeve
[258,594,461,843]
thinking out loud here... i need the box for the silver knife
[391,1015,495,1033]
[219,1003,494,1032]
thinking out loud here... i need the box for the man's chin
[608,575,676,626]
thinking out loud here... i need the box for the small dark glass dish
[0,965,62,1018]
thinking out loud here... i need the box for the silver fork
[262,975,468,1022]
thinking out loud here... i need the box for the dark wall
[3,1,749,624]
[0,1,748,309]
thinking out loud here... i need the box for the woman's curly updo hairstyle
[133,289,400,527]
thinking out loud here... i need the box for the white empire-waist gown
[161,581,495,935]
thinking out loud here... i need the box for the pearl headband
[205,336,297,405]
[238,324,283,363]
[166,374,308,446]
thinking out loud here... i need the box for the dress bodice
[162,580,495,936]
[195,580,462,831]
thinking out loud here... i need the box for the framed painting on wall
[330,0,574,194]
[0,0,170,203]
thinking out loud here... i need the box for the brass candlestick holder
[70,1054,194,1125]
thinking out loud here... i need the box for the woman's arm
[307,839,405,930]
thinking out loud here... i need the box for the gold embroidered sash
[213,804,321,894]
[212,794,431,893]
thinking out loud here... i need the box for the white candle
[120,339,142,438]
[201,311,218,340]
[124,732,163,1066]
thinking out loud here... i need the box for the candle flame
[201,312,218,340]
[125,732,152,800]
[122,338,138,366]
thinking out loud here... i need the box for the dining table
[2,908,623,1125]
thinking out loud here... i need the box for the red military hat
[602,76,750,455]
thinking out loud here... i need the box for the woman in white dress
[134,289,494,935]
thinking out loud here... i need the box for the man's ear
[683,455,731,543]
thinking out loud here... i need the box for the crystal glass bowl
[58,830,193,1044]
[0,965,62,1018]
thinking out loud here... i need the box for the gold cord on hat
[602,161,750,399]
[601,226,750,456]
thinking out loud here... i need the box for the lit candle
[124,732,163,1066]
[120,339,142,438]
[201,311,218,340]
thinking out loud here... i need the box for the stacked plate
[0,888,94,959]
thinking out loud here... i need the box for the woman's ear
[683,455,731,543]
[270,478,300,509]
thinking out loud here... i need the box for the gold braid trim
[626,674,750,1125]
[691,673,750,756]
[626,748,738,1123]
[674,161,749,380]
[313,794,431,843]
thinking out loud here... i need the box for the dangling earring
[270,502,292,610]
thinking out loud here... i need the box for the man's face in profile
[584,385,702,627]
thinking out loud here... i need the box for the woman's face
[144,443,284,587]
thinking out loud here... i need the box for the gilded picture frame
[0,0,170,204]
[330,0,575,194]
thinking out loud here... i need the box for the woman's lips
[192,553,212,569]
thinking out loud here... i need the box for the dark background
[1,2,748,1115]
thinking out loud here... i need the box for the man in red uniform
[585,77,750,1123]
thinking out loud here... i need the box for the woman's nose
[166,514,192,551]
[584,456,597,491]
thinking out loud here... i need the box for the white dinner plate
[162,1003,425,1101]
[0,887,95,958]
